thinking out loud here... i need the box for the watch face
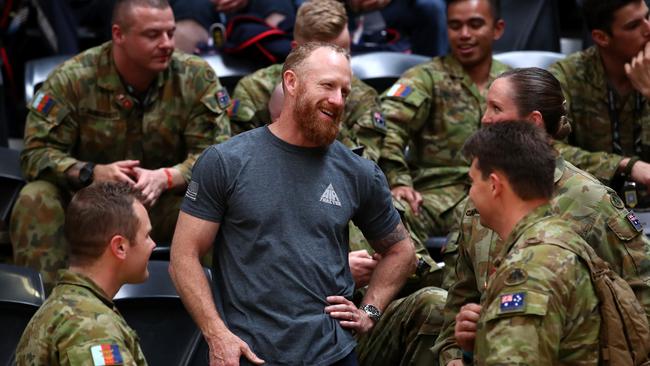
[79,164,94,185]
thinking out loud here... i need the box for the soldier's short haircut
[65,182,140,265]
[581,0,641,33]
[496,68,569,140]
[446,0,501,21]
[282,42,349,90]
[462,121,556,200]
[112,0,171,30]
[294,0,348,42]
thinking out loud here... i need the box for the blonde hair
[294,0,348,42]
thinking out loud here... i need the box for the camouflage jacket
[21,41,231,189]
[549,46,650,183]
[16,270,147,366]
[473,205,600,365]
[229,63,387,162]
[435,157,650,365]
[379,56,509,213]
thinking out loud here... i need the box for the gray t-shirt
[181,127,400,365]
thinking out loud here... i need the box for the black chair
[201,53,261,95]
[24,55,70,104]
[350,52,430,93]
[0,147,25,229]
[494,0,561,53]
[0,263,46,366]
[114,260,212,366]
[493,50,565,70]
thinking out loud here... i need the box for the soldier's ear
[109,235,128,260]
[489,172,503,198]
[112,24,125,45]
[592,29,610,48]
[492,19,505,41]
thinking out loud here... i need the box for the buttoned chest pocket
[78,109,126,163]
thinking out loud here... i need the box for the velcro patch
[627,212,643,232]
[90,344,123,365]
[228,99,240,117]
[386,83,412,98]
[499,292,526,313]
[216,88,230,109]
[31,91,56,116]
[373,111,386,129]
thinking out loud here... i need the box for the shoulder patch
[228,99,240,117]
[504,268,528,286]
[373,111,386,129]
[627,212,644,232]
[90,344,123,365]
[610,194,625,209]
[386,83,412,98]
[499,292,526,314]
[185,180,199,201]
[216,88,230,109]
[31,91,57,116]
[204,68,216,82]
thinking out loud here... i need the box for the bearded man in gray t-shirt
[169,42,416,366]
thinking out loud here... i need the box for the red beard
[293,87,342,146]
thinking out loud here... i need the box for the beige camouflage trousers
[356,286,447,366]
[10,180,182,292]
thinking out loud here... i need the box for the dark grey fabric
[181,127,400,365]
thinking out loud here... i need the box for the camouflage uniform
[16,270,147,366]
[379,55,509,242]
[473,204,601,365]
[435,157,650,365]
[230,63,387,162]
[549,46,650,183]
[10,41,230,290]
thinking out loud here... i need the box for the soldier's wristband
[163,168,173,190]
[624,157,640,178]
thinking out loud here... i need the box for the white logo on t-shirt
[319,183,341,206]
[185,181,199,201]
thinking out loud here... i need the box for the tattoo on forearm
[370,221,409,253]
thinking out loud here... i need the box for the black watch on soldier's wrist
[360,304,382,323]
[79,162,96,187]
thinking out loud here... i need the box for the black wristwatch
[360,304,382,323]
[79,162,96,187]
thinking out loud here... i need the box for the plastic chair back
[114,260,212,366]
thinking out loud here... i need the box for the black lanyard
[608,87,644,156]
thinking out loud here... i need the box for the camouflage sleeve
[229,66,277,135]
[21,70,80,186]
[589,193,650,325]
[379,68,433,187]
[553,139,623,184]
[342,80,386,162]
[473,244,600,365]
[548,62,624,183]
[433,218,481,366]
[175,67,231,183]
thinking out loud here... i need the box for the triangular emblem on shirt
[320,183,341,206]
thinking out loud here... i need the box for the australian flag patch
[499,292,526,313]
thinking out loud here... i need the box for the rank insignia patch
[90,344,123,366]
[499,292,526,313]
